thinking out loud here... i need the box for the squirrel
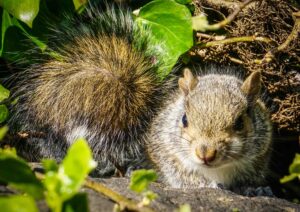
[7,4,273,192]
[145,67,273,194]
[8,5,164,176]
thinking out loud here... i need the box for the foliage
[0,195,39,212]
[280,153,300,183]
[0,84,9,123]
[73,0,87,12]
[0,0,207,79]
[135,0,194,79]
[0,0,46,56]
[0,84,9,139]
[0,138,96,212]
[0,0,298,209]
[129,169,158,206]
[0,0,40,28]
[178,204,191,212]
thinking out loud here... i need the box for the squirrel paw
[242,186,274,197]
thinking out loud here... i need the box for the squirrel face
[178,69,262,169]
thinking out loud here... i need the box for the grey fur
[146,66,272,190]
[9,6,164,176]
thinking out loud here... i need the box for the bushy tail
[10,5,163,173]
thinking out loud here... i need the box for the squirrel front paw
[234,186,274,197]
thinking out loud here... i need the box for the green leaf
[129,169,157,193]
[175,0,192,4]
[0,0,40,28]
[0,104,9,123]
[0,10,46,56]
[42,159,59,172]
[73,0,87,11]
[280,173,298,184]
[0,84,10,101]
[43,138,96,211]
[135,0,193,79]
[142,190,158,205]
[11,17,47,51]
[0,125,9,141]
[0,10,13,56]
[62,138,97,192]
[0,147,17,156]
[0,152,44,199]
[192,14,209,32]
[0,195,38,212]
[289,154,300,174]
[62,193,88,212]
[178,204,191,212]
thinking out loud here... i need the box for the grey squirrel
[146,68,273,194]
[9,5,164,176]
[8,4,273,193]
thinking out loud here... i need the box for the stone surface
[88,178,300,212]
[1,178,300,212]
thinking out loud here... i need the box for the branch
[35,171,156,212]
[204,0,256,31]
[228,56,244,64]
[195,35,273,49]
[255,11,300,64]
[84,179,156,212]
[201,0,253,10]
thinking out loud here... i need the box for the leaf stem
[196,35,273,49]
[204,0,256,31]
[84,178,156,212]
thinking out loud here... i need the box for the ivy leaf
[178,204,192,212]
[73,0,87,11]
[0,10,47,56]
[11,17,47,51]
[0,195,38,212]
[42,159,59,172]
[175,0,192,4]
[0,125,9,141]
[0,10,13,56]
[43,138,96,211]
[0,0,40,28]
[0,105,9,123]
[61,138,97,193]
[289,154,300,174]
[280,173,298,184]
[129,169,157,193]
[135,0,193,79]
[280,154,300,184]
[62,193,89,212]
[0,84,10,101]
[0,152,44,199]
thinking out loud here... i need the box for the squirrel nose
[196,147,217,164]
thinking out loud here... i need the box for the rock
[1,177,299,211]
[86,178,300,212]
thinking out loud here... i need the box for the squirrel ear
[178,68,199,96]
[241,71,261,103]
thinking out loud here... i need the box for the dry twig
[196,35,272,49]
[204,0,256,31]
[255,11,300,64]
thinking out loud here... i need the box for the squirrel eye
[233,115,244,131]
[182,113,188,128]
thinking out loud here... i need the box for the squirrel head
[178,69,262,168]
